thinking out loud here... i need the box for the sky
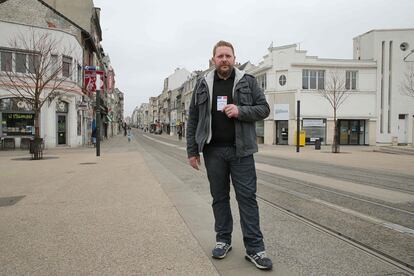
[93,0,414,116]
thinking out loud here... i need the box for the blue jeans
[203,145,265,253]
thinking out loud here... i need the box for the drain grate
[0,196,25,207]
[79,162,97,165]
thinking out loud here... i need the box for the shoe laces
[254,251,267,260]
[215,242,227,249]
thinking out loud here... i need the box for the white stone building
[0,20,84,149]
[248,44,377,146]
[354,29,414,145]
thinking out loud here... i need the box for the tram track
[256,155,414,195]
[136,131,414,274]
[258,195,414,275]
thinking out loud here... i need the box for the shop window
[256,120,264,137]
[2,113,35,136]
[302,119,326,144]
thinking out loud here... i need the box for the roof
[354,28,414,39]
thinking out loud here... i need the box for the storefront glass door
[57,114,67,145]
[338,120,365,145]
[276,120,289,145]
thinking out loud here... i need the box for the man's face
[212,46,235,78]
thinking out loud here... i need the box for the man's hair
[213,40,235,56]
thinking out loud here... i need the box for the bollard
[315,139,321,150]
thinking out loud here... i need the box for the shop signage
[303,119,325,127]
[7,113,34,120]
[76,101,89,110]
[274,104,289,121]
[84,69,104,93]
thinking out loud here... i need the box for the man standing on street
[186,40,272,270]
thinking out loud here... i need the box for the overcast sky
[93,0,414,116]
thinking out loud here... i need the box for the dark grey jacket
[186,68,270,158]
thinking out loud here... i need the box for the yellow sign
[294,130,306,146]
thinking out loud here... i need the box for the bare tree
[318,69,350,153]
[0,29,78,142]
[401,63,414,97]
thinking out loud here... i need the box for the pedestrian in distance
[186,40,272,270]
[127,126,132,142]
[91,126,97,147]
[177,123,183,141]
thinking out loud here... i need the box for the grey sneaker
[245,251,273,270]
[212,242,232,259]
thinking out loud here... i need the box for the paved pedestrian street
[1,132,414,275]
[0,135,217,275]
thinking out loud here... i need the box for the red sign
[84,70,104,93]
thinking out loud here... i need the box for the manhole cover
[0,196,25,207]
[79,162,97,165]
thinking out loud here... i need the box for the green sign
[7,113,34,120]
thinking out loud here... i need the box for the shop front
[338,119,367,145]
[303,119,326,145]
[0,98,35,149]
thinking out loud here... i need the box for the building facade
[354,29,414,145]
[134,29,413,147]
[248,44,377,146]
[0,0,85,149]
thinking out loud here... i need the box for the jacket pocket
[238,87,253,105]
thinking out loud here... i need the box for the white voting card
[217,96,228,111]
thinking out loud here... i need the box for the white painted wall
[167,68,191,91]
[0,21,84,148]
[249,44,378,145]
[354,29,414,145]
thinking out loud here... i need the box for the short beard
[216,65,233,79]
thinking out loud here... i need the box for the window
[62,56,72,78]
[257,74,267,90]
[302,69,325,90]
[15,53,27,73]
[279,75,286,86]
[50,54,58,75]
[1,51,12,72]
[346,71,358,90]
[77,64,82,85]
[28,54,40,74]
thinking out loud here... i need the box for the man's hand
[188,156,201,170]
[222,104,239,118]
